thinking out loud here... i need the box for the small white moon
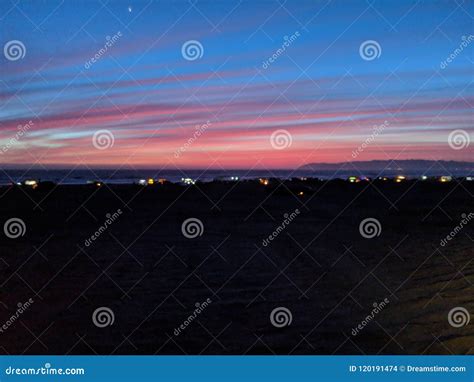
[128,6,132,12]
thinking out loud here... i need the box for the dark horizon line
[1,158,474,171]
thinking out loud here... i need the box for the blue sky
[0,0,472,168]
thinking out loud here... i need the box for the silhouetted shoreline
[1,181,473,354]
[1,159,473,185]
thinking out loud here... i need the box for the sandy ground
[0,180,473,354]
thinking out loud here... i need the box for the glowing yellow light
[147,178,154,185]
[24,180,38,189]
[395,175,406,183]
[181,178,196,185]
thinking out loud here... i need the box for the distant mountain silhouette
[299,160,474,175]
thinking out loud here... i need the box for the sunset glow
[1,1,472,168]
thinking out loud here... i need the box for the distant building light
[216,176,239,182]
[147,178,154,185]
[421,175,428,180]
[138,179,147,186]
[395,175,406,183]
[348,176,360,183]
[23,179,38,189]
[440,176,452,183]
[87,180,103,187]
[181,177,195,185]
[259,178,269,186]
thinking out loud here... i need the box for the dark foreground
[1,179,473,354]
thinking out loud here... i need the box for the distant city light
[23,179,38,189]
[395,175,406,183]
[439,176,452,183]
[181,178,195,185]
[348,176,360,183]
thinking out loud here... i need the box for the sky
[0,0,472,169]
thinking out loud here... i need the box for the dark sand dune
[0,180,473,354]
